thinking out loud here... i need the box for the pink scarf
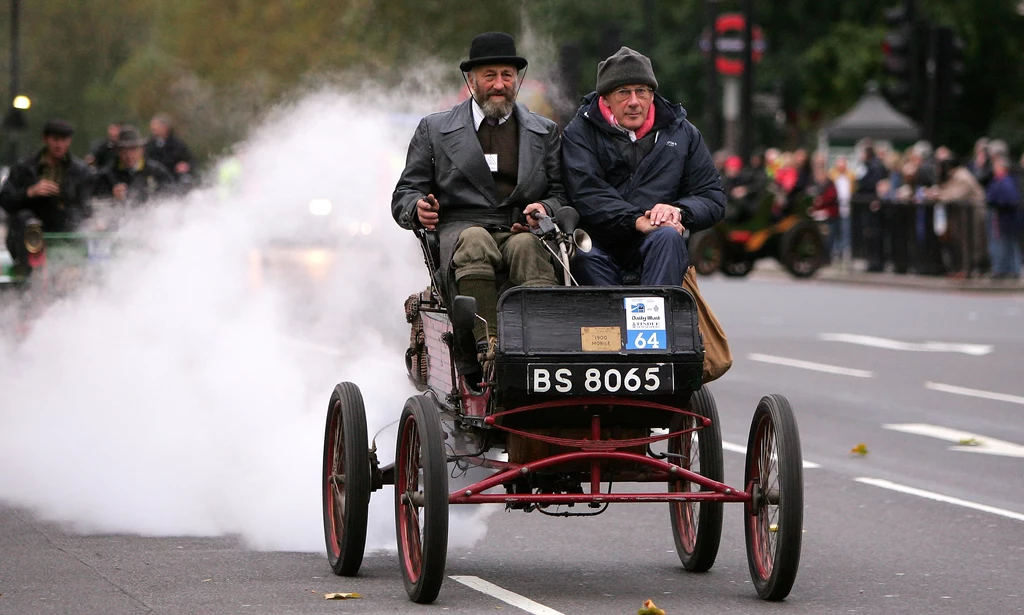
[598,96,656,140]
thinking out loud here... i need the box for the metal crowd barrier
[849,195,983,277]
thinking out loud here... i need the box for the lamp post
[740,0,754,163]
[6,0,23,165]
[705,0,720,152]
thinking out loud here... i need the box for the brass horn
[554,207,592,254]
[24,219,44,254]
[572,228,592,253]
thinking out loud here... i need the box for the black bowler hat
[42,118,75,137]
[460,32,528,72]
[115,124,148,148]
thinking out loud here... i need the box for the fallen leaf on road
[850,443,869,456]
[324,592,362,600]
[958,438,980,446]
[201,579,212,583]
[638,599,665,615]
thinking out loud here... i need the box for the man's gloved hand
[416,194,440,230]
[512,202,546,233]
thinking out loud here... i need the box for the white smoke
[0,88,493,552]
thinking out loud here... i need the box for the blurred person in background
[764,147,781,180]
[562,45,724,286]
[829,154,856,263]
[95,125,174,206]
[908,141,936,187]
[723,155,757,223]
[986,154,1021,279]
[968,138,992,188]
[84,121,121,170]
[146,113,195,185]
[856,141,888,272]
[809,160,839,262]
[928,157,988,277]
[788,148,813,203]
[0,119,94,273]
[712,149,729,177]
[745,149,768,194]
[881,150,904,197]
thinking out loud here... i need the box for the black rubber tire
[322,382,371,576]
[779,223,826,278]
[395,395,450,604]
[720,257,755,277]
[689,231,724,277]
[668,386,725,572]
[743,394,804,601]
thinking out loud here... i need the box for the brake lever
[528,210,558,236]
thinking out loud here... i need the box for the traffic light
[934,26,965,114]
[881,5,926,117]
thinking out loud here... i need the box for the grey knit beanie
[596,46,658,96]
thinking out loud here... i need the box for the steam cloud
[0,88,491,552]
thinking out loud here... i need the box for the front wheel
[689,231,724,277]
[779,223,826,278]
[395,395,450,603]
[743,394,803,601]
[322,382,371,576]
[669,386,724,572]
[720,257,755,277]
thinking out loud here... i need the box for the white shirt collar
[471,98,513,131]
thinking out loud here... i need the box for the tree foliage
[0,0,1021,165]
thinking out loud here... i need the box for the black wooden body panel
[494,286,704,399]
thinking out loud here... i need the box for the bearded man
[393,32,566,379]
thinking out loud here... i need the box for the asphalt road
[2,273,1023,614]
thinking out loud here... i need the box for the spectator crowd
[711,138,1023,280]
[0,115,195,273]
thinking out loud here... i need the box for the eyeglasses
[610,86,653,102]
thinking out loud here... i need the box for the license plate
[528,363,674,395]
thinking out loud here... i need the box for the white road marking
[819,333,993,356]
[721,440,747,455]
[747,353,873,378]
[855,478,1024,522]
[883,423,1024,459]
[722,440,820,468]
[450,576,565,615]
[925,381,1024,406]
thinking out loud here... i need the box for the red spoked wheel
[322,382,370,576]
[395,395,449,604]
[668,386,724,572]
[744,394,803,600]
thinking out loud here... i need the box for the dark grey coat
[392,99,567,286]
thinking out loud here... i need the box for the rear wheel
[779,224,826,278]
[322,382,370,576]
[743,394,803,600]
[689,231,723,277]
[669,386,724,572]
[395,395,449,603]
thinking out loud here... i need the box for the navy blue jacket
[986,174,1021,236]
[561,92,725,254]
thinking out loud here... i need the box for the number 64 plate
[528,363,674,395]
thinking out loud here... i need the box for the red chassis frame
[446,395,750,507]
